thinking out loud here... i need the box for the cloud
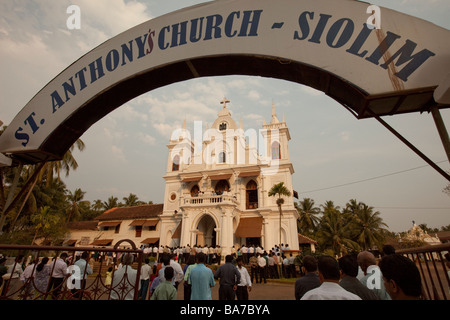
[138,133,157,146]
[248,90,261,101]
[340,131,351,141]
[111,145,127,162]
[0,0,153,124]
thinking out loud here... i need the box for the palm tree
[102,196,119,210]
[0,138,85,232]
[30,206,62,245]
[66,188,88,222]
[92,199,104,212]
[122,193,140,207]
[41,139,86,186]
[352,203,388,250]
[296,198,320,236]
[268,182,291,253]
[317,209,360,256]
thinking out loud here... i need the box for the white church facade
[64,98,300,255]
[158,98,299,255]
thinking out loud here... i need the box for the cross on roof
[220,97,230,108]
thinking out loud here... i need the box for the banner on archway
[0,0,449,164]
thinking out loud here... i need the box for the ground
[177,280,295,300]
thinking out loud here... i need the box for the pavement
[177,280,296,300]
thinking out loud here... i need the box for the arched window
[214,179,230,195]
[246,180,258,209]
[190,185,200,197]
[172,155,180,171]
[272,141,281,160]
[219,122,227,131]
[218,152,226,164]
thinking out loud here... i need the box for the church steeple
[221,97,230,108]
[271,101,280,124]
[212,97,238,130]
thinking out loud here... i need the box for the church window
[215,179,230,195]
[172,155,180,171]
[272,141,281,159]
[219,122,227,131]
[191,185,200,197]
[218,152,226,164]
[246,180,258,209]
[135,226,142,237]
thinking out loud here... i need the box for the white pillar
[220,208,234,255]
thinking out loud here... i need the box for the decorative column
[180,210,190,246]
[220,207,234,256]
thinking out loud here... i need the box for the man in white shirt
[170,254,185,289]
[236,257,251,300]
[49,252,69,299]
[301,255,361,300]
[72,251,93,299]
[208,246,215,265]
[241,245,248,264]
[257,254,267,284]
[248,245,255,259]
[139,258,152,300]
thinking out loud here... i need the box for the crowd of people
[295,245,424,300]
[144,242,287,301]
[0,243,446,300]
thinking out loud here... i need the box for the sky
[0,0,449,233]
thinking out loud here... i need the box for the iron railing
[396,243,450,300]
[0,239,143,300]
[1,240,449,300]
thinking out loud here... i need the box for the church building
[159,98,299,255]
[63,98,301,254]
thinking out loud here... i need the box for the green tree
[122,193,141,207]
[268,182,291,250]
[296,198,320,236]
[40,139,86,187]
[0,137,85,232]
[30,206,66,245]
[351,203,388,251]
[66,188,89,222]
[103,196,119,210]
[317,208,360,256]
[92,199,104,212]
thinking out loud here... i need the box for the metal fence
[1,240,449,300]
[0,239,143,300]
[396,243,450,300]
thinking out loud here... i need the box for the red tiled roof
[96,204,164,221]
[298,233,318,244]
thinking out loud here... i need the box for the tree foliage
[296,198,390,256]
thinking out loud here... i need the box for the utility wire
[374,207,450,210]
[301,160,449,194]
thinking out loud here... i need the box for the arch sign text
[0,0,449,165]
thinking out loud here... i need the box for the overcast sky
[0,0,449,233]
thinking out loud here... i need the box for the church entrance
[196,214,216,247]
[246,237,261,247]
